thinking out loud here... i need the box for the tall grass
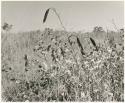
[1,28,124,101]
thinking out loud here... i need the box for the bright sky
[1,1,124,32]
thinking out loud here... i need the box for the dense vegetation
[1,28,124,101]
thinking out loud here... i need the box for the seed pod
[76,37,85,55]
[60,47,65,57]
[43,9,50,23]
[47,45,51,51]
[90,37,98,51]
[25,82,30,90]
[24,54,28,67]
[24,54,28,61]
[10,78,16,81]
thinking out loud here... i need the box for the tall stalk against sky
[43,8,81,99]
[43,8,66,30]
[43,7,81,69]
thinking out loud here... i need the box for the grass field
[1,28,124,101]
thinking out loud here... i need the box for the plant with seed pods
[43,8,84,100]
[1,7,124,102]
[43,8,80,71]
[42,8,105,101]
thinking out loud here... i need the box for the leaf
[43,9,50,23]
[90,37,98,51]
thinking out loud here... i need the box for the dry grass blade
[43,9,50,23]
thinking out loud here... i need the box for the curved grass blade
[43,9,50,23]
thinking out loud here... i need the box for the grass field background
[1,28,124,101]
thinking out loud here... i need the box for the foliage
[2,22,13,32]
[93,26,104,33]
[1,28,124,102]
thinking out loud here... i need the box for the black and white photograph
[1,0,124,102]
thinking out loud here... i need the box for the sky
[1,1,124,32]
